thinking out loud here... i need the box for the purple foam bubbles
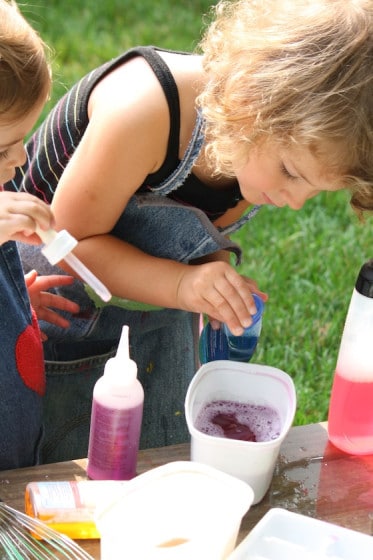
[194,399,281,443]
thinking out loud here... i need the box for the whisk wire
[0,502,94,559]
[0,527,44,559]
[4,519,60,560]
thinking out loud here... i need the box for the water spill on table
[269,438,373,535]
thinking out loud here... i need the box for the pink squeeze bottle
[328,259,373,455]
[87,325,144,480]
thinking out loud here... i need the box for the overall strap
[219,204,261,235]
[148,109,205,195]
[133,47,181,168]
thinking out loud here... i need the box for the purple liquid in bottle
[87,325,144,481]
[87,400,143,480]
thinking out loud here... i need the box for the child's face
[234,142,342,210]
[0,100,45,184]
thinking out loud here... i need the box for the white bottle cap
[37,228,78,265]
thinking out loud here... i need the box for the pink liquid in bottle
[87,326,144,480]
[327,262,373,456]
[87,400,143,480]
[328,369,373,455]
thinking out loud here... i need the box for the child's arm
[49,59,263,335]
[60,232,260,336]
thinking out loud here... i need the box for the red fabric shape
[15,308,45,396]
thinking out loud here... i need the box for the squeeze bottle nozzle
[104,325,138,387]
[36,226,112,302]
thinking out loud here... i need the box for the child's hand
[0,191,54,245]
[25,270,80,340]
[176,261,268,335]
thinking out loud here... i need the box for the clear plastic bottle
[328,259,373,454]
[87,325,144,479]
[199,293,265,363]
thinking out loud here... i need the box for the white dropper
[36,227,112,302]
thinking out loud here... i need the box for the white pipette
[36,227,112,302]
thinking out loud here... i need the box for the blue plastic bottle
[199,293,265,363]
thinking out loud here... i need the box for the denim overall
[0,241,44,469]
[18,111,260,463]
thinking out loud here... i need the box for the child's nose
[284,187,319,210]
[287,197,306,210]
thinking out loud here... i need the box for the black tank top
[138,47,243,221]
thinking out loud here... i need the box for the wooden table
[1,421,373,558]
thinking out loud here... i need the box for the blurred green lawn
[20,0,373,425]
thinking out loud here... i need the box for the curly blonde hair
[0,0,51,121]
[198,0,373,213]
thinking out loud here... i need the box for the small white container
[96,461,254,560]
[185,361,296,504]
[227,508,373,559]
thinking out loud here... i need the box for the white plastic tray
[228,508,373,559]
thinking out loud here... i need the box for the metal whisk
[0,501,94,559]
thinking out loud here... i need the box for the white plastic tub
[185,361,296,504]
[227,508,373,559]
[96,461,254,560]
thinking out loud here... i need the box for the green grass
[233,191,372,424]
[20,1,213,105]
[19,0,373,426]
